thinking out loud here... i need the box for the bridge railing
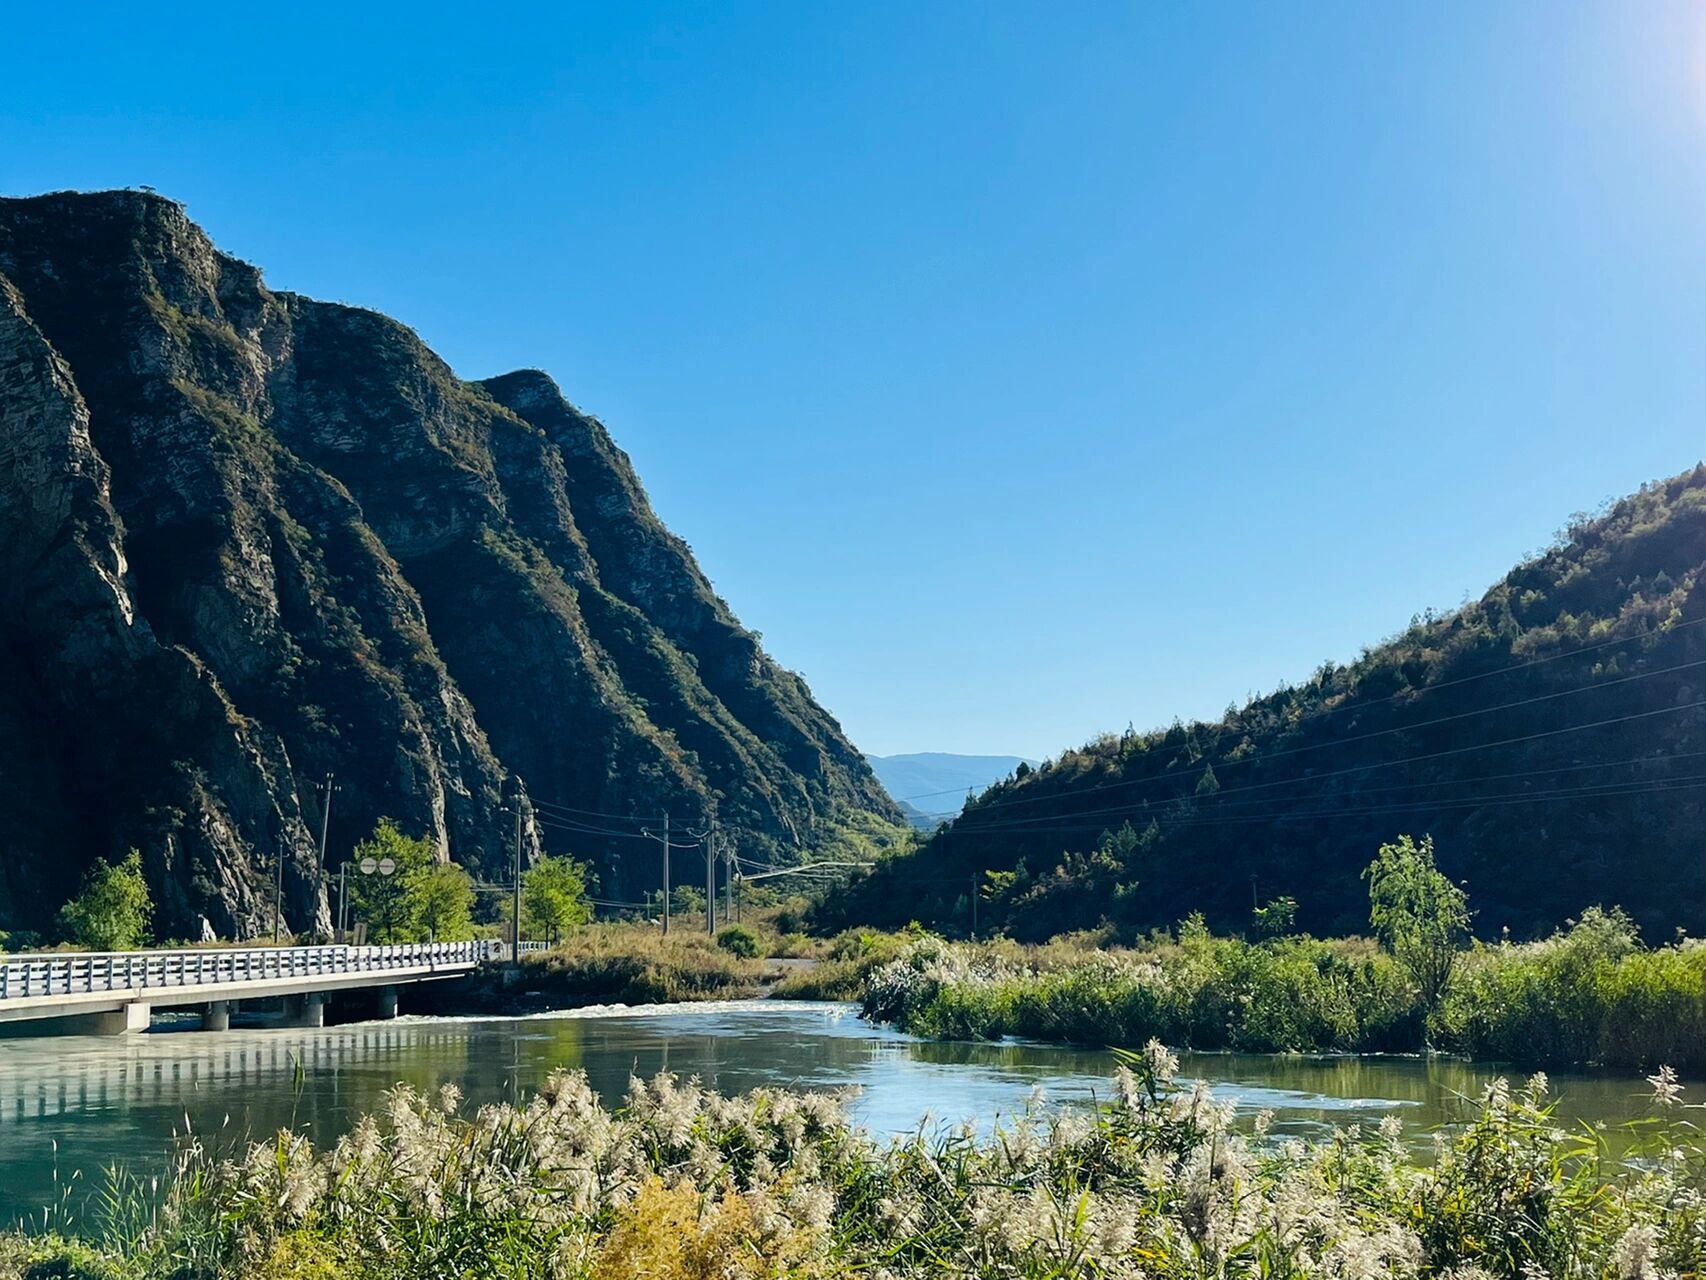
[0,940,507,1002]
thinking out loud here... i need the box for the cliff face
[0,190,897,939]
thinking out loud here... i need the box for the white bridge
[0,941,532,1035]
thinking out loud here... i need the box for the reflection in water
[0,1001,1665,1224]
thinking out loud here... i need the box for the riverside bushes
[863,917,1706,1068]
[1437,908,1706,1068]
[864,931,1418,1054]
[518,924,766,1005]
[7,1046,1702,1279]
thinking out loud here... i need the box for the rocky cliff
[0,189,898,939]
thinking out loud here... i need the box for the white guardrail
[0,939,523,1003]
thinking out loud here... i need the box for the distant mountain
[868,753,1040,827]
[0,189,899,939]
[830,470,1706,941]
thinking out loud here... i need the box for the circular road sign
[359,856,378,875]
[377,857,397,877]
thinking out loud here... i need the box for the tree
[1364,834,1470,1011]
[523,856,592,945]
[348,819,436,943]
[1251,895,1298,940]
[415,862,475,942]
[58,850,152,950]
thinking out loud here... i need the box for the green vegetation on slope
[820,468,1706,942]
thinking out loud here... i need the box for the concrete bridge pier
[376,986,399,1020]
[202,1000,231,1032]
[282,992,324,1028]
[91,1002,151,1036]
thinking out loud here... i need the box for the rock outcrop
[0,190,897,939]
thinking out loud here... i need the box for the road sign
[360,856,378,875]
[377,857,397,877]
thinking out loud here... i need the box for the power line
[529,797,658,825]
[965,716,1706,835]
[893,615,1705,804]
[844,780,1706,881]
[940,775,1706,839]
[949,698,1706,834]
[533,813,655,841]
[969,750,1706,833]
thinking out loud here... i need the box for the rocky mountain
[824,469,1706,942]
[0,189,898,940]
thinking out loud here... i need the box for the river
[0,1000,1672,1226]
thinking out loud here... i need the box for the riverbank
[2,1035,1696,1280]
[417,923,914,1015]
[424,913,1706,1072]
[422,924,777,1013]
[860,918,1706,1069]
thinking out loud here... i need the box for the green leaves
[57,850,152,951]
[347,819,467,944]
[1365,834,1471,1014]
[521,856,592,946]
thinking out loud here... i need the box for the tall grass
[5,1046,1702,1278]
[769,928,915,1001]
[863,913,1706,1068]
[517,923,767,1005]
[1437,910,1706,1067]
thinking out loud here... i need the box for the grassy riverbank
[3,1045,1699,1279]
[426,919,927,1014]
[429,924,773,1011]
[861,913,1706,1069]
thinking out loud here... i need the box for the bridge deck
[0,941,517,1026]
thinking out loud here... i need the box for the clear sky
[5,3,1703,761]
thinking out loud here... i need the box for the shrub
[56,851,151,951]
[715,924,763,958]
[521,923,764,1004]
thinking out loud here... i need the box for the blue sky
[5,3,1703,760]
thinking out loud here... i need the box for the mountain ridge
[823,469,1706,941]
[866,752,1040,827]
[0,188,898,938]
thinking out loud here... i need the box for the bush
[1437,909,1706,1067]
[863,931,1419,1053]
[56,850,151,951]
[860,916,1706,1068]
[715,924,763,958]
[520,924,765,1004]
[772,928,912,1001]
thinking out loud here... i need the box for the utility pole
[970,871,978,940]
[315,773,338,937]
[662,812,671,936]
[273,834,287,944]
[706,815,717,935]
[723,843,734,924]
[315,773,337,867]
[513,803,524,959]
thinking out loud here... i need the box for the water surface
[0,1001,1670,1224]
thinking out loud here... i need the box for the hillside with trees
[819,467,1706,941]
